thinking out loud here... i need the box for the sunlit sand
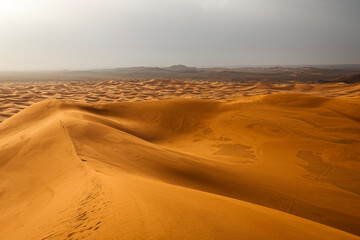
[0,80,359,239]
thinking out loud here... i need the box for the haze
[0,0,360,70]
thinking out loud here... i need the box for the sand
[0,80,359,239]
[1,79,360,123]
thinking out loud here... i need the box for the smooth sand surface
[0,80,359,239]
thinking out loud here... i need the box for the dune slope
[0,94,359,239]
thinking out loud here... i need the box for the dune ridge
[1,92,359,239]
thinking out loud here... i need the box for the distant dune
[1,79,360,122]
[0,85,359,239]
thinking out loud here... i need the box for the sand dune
[1,80,359,123]
[1,91,359,239]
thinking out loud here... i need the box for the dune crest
[1,94,360,239]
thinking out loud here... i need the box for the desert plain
[0,76,360,239]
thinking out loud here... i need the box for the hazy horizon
[1,0,360,71]
[2,63,360,73]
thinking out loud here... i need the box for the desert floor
[0,80,359,239]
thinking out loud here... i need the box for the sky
[0,0,359,70]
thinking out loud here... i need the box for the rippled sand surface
[1,79,359,122]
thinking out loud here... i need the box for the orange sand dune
[1,80,359,122]
[0,93,359,239]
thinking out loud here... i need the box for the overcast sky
[0,0,359,70]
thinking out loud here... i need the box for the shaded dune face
[0,93,359,239]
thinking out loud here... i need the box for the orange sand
[1,79,360,122]
[0,80,359,239]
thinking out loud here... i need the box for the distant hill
[165,65,196,71]
[1,65,360,83]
